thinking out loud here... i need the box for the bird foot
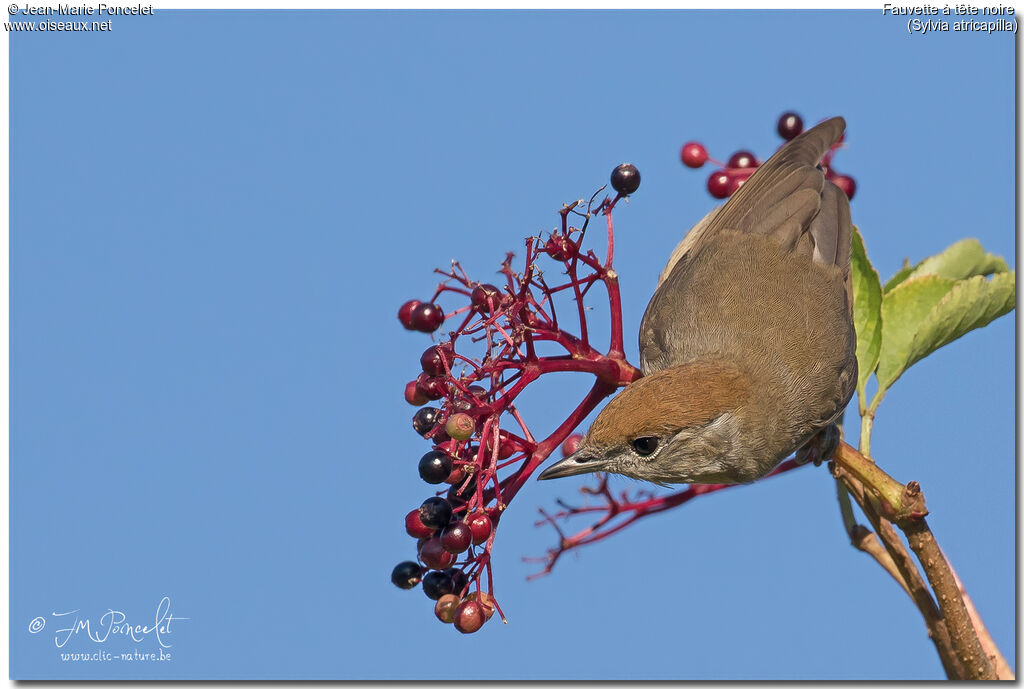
[794,423,841,467]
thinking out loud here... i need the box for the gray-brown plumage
[539,117,857,484]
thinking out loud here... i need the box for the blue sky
[9,10,1013,680]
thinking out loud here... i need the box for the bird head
[538,360,762,485]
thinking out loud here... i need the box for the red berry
[419,536,457,570]
[434,594,461,623]
[405,380,429,406]
[467,512,492,545]
[415,373,447,401]
[471,284,502,313]
[777,112,803,140]
[680,142,708,168]
[410,302,445,333]
[398,300,422,330]
[832,174,856,200]
[453,600,485,634]
[707,171,731,199]
[405,509,435,538]
[420,344,452,376]
[441,522,472,554]
[545,233,577,261]
[561,433,583,457]
[464,591,495,621]
[727,150,757,169]
[445,413,475,441]
[484,430,516,460]
[610,163,641,195]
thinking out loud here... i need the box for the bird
[538,117,857,485]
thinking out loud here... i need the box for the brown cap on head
[586,360,750,448]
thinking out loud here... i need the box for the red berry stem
[526,458,805,578]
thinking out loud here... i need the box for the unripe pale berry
[434,594,461,623]
[445,412,475,441]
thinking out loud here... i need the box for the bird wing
[641,117,852,375]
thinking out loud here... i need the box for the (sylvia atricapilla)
[538,117,857,485]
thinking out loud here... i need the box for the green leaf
[875,275,957,391]
[850,226,882,396]
[903,271,1015,373]
[882,239,1008,294]
[882,259,914,294]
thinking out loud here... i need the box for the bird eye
[631,436,660,457]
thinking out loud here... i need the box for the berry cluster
[390,166,643,632]
[680,111,856,200]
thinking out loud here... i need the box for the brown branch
[901,519,996,680]
[942,550,1015,680]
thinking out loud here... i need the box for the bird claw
[794,423,841,467]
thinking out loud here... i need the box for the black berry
[412,407,442,436]
[419,450,454,484]
[422,570,456,600]
[391,560,424,589]
[610,163,641,195]
[419,497,453,530]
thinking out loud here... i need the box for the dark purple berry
[421,569,455,599]
[391,560,424,589]
[777,112,804,140]
[398,300,422,330]
[444,567,468,594]
[441,522,472,554]
[471,284,502,313]
[419,497,453,530]
[420,536,457,570]
[420,345,452,377]
[610,163,641,195]
[412,407,442,437]
[419,450,454,484]
[415,373,447,401]
[410,302,445,333]
[727,150,757,169]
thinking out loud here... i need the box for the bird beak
[537,450,606,480]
